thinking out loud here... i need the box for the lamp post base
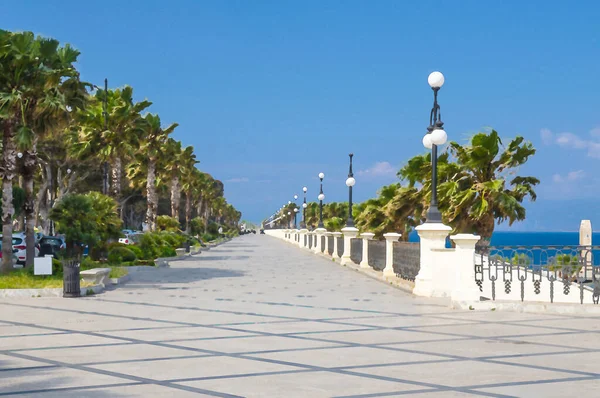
[425,205,443,223]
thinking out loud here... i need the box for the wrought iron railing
[475,245,600,304]
[351,238,362,264]
[328,236,334,255]
[393,242,420,281]
[337,237,344,258]
[368,240,386,271]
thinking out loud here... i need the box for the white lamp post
[317,172,325,228]
[422,71,448,223]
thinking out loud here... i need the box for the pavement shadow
[0,365,129,397]
[206,249,254,253]
[193,255,250,261]
[122,267,246,288]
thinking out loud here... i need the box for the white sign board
[34,255,53,275]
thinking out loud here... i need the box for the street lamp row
[271,71,446,229]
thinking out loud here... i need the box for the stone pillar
[324,232,331,255]
[413,223,452,297]
[314,228,326,254]
[340,227,359,265]
[580,220,592,246]
[450,234,482,302]
[332,232,342,259]
[359,233,375,268]
[382,233,401,277]
[580,220,593,278]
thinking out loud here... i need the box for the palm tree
[134,113,177,231]
[161,138,196,222]
[354,184,396,238]
[0,30,86,269]
[399,130,538,243]
[180,155,200,233]
[442,131,538,242]
[74,86,151,200]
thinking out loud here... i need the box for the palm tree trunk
[112,157,122,198]
[196,196,203,219]
[170,174,180,221]
[1,120,16,274]
[23,144,37,268]
[34,164,48,232]
[145,159,158,231]
[476,214,495,248]
[16,175,24,231]
[185,191,192,234]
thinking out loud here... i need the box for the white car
[0,234,40,265]
[119,233,141,245]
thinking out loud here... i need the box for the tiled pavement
[1,235,600,397]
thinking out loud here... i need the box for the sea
[408,231,600,247]
[407,230,600,267]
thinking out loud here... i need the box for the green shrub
[52,258,62,275]
[134,259,154,265]
[107,247,137,264]
[128,245,144,259]
[190,217,205,236]
[202,233,218,242]
[159,247,177,258]
[139,233,161,260]
[206,222,219,235]
[50,193,122,258]
[160,232,178,247]
[80,256,101,270]
[157,215,180,232]
[137,231,196,259]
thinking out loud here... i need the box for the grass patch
[0,269,63,289]
[109,267,128,279]
[0,263,128,289]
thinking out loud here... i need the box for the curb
[0,283,104,298]
[0,287,62,298]
[110,274,131,285]
[452,299,600,315]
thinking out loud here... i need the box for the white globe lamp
[428,71,445,88]
[422,134,433,149]
[430,128,447,145]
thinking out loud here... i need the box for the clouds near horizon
[540,128,600,158]
[357,161,397,178]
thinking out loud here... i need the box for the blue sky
[5,1,600,230]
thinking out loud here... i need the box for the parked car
[38,236,65,259]
[0,234,40,264]
[0,241,19,266]
[119,233,142,245]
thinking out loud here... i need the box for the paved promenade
[1,235,600,397]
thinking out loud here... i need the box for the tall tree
[74,86,151,200]
[400,130,538,242]
[134,113,177,231]
[161,138,196,222]
[180,155,200,233]
[0,30,86,269]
